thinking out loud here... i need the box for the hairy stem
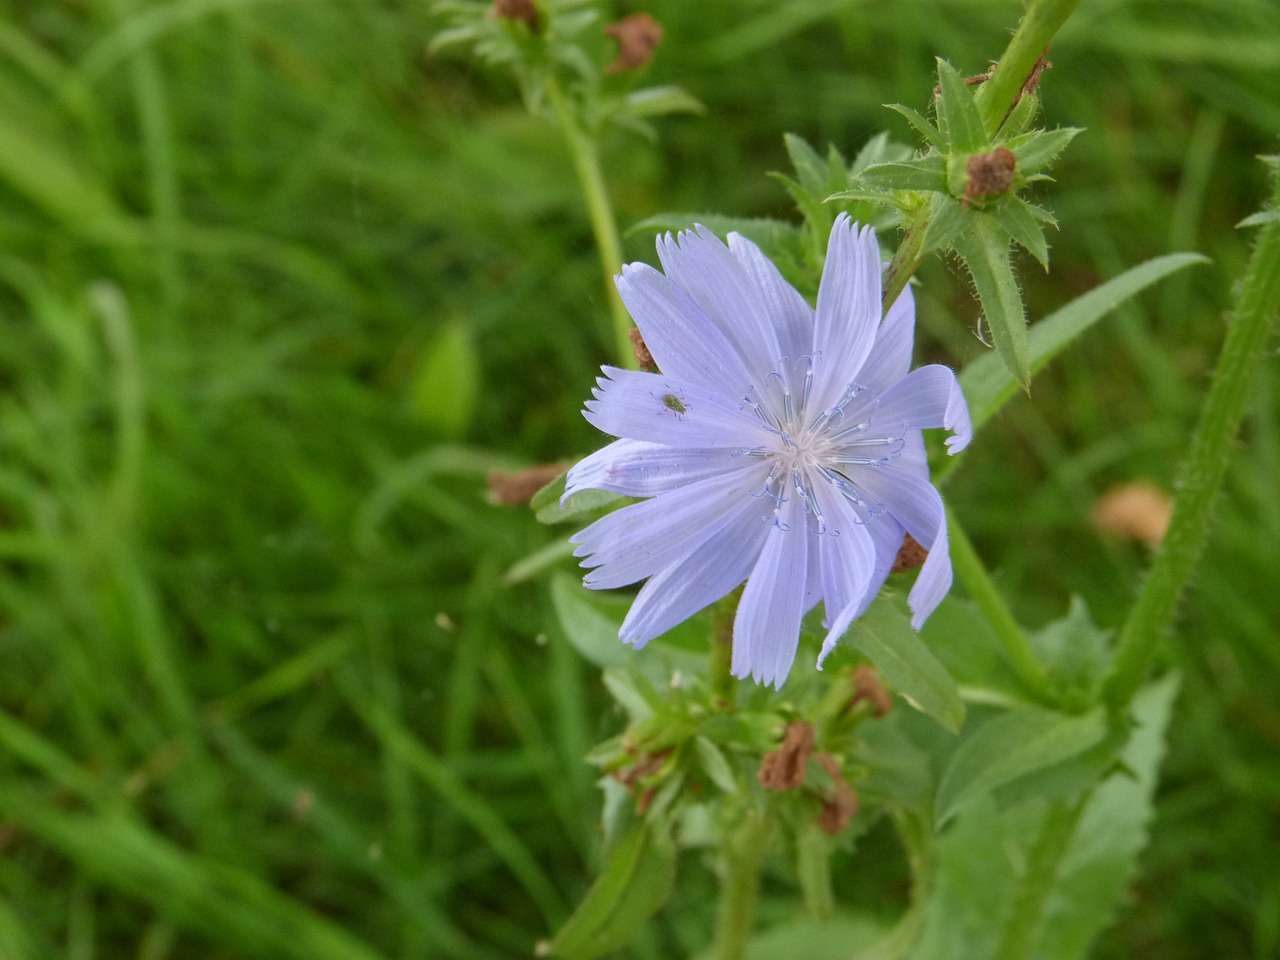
[544,75,635,367]
[713,810,771,960]
[1104,168,1280,710]
[948,508,1055,703]
[975,0,1083,136]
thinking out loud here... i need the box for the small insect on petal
[661,393,688,417]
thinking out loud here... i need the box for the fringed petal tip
[943,377,974,455]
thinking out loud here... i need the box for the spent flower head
[565,215,971,686]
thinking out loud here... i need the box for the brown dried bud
[487,0,539,32]
[851,664,893,717]
[487,463,568,506]
[813,754,859,835]
[891,532,929,574]
[628,327,656,372]
[604,13,662,74]
[757,720,815,790]
[963,146,1017,208]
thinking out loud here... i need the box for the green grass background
[0,0,1277,957]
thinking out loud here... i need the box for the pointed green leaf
[532,476,624,526]
[1004,127,1083,176]
[624,85,705,118]
[992,198,1051,269]
[935,59,988,153]
[546,819,677,960]
[1000,91,1041,139]
[1238,208,1280,228]
[849,131,912,174]
[953,213,1030,388]
[885,102,943,147]
[956,252,1210,434]
[845,600,965,734]
[783,132,829,193]
[859,156,948,192]
[921,194,968,254]
[935,706,1108,825]
[693,736,738,794]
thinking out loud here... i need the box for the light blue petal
[615,262,752,400]
[571,463,768,590]
[731,493,811,687]
[857,283,916,395]
[564,439,746,499]
[809,216,882,416]
[618,501,770,648]
[726,232,814,372]
[844,465,951,630]
[657,227,783,380]
[858,511,908,614]
[810,482,878,667]
[857,364,972,454]
[583,367,770,448]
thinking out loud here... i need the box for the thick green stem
[975,0,1083,136]
[544,76,635,367]
[1104,170,1280,710]
[948,508,1055,703]
[713,810,771,960]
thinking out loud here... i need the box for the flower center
[737,356,908,534]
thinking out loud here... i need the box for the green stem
[1103,169,1280,710]
[994,794,1089,960]
[948,508,1055,703]
[882,211,929,316]
[544,75,635,367]
[713,810,771,960]
[709,590,739,708]
[975,0,1083,136]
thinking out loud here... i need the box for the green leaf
[844,600,965,734]
[1028,597,1112,707]
[546,819,677,960]
[1238,208,1280,228]
[992,198,1051,269]
[885,102,943,147]
[693,736,738,794]
[783,132,831,193]
[550,573,628,668]
[408,320,480,438]
[849,131,914,173]
[1032,676,1178,960]
[935,59,988,153]
[920,194,968,255]
[957,252,1210,434]
[624,85,706,118]
[531,471,625,526]
[935,706,1109,826]
[859,156,947,192]
[999,91,1041,139]
[1004,127,1083,176]
[953,213,1030,389]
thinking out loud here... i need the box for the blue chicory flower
[565,215,972,687]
